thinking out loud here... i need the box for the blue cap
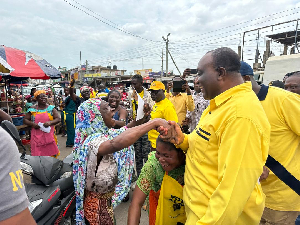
[240,61,254,76]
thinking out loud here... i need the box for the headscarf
[79,86,96,98]
[25,95,31,100]
[33,90,46,99]
[79,86,90,93]
[73,98,134,224]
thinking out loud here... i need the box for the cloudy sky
[1,0,300,75]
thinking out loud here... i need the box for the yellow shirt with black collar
[177,82,270,225]
[148,98,178,148]
[257,85,300,211]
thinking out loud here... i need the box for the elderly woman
[73,98,164,225]
[23,90,61,157]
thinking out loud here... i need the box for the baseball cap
[269,80,284,89]
[148,81,165,91]
[240,61,254,76]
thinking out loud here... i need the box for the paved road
[21,134,149,225]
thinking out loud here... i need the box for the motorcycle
[1,120,75,225]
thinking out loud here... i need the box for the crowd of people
[1,46,300,225]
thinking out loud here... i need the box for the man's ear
[243,75,251,81]
[217,67,226,81]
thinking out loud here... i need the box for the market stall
[0,45,61,134]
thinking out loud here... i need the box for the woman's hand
[70,78,75,87]
[33,123,40,129]
[43,121,51,127]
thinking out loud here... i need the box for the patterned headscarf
[80,86,96,98]
[80,86,94,93]
[73,98,134,224]
[25,95,31,100]
[33,90,46,99]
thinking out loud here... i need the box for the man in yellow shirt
[159,47,270,224]
[166,79,195,125]
[240,61,300,224]
[148,81,178,151]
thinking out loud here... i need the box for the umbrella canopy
[0,56,14,75]
[0,45,61,79]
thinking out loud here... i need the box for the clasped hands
[155,120,185,145]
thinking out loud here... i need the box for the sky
[1,0,300,75]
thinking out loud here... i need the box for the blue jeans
[296,215,300,225]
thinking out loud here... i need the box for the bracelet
[120,119,126,122]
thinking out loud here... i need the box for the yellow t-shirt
[258,85,300,211]
[166,92,195,125]
[148,98,178,148]
[177,82,270,224]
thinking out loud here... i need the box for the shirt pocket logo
[196,127,211,141]
[191,127,211,164]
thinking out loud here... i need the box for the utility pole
[85,60,88,74]
[255,30,260,64]
[167,49,181,76]
[294,19,299,53]
[161,49,164,78]
[162,33,170,76]
[80,51,82,67]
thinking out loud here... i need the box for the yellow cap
[148,81,165,90]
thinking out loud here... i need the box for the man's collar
[210,82,252,110]
[171,92,183,96]
[257,84,269,101]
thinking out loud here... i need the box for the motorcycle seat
[25,183,61,205]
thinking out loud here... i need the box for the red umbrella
[0,45,61,79]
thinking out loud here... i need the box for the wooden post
[283,44,288,55]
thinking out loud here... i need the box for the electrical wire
[86,13,300,66]
[175,6,300,42]
[62,0,161,42]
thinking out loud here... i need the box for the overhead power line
[83,7,300,71]
[62,0,161,43]
[176,6,300,42]
[91,12,300,65]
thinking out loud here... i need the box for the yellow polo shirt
[148,98,178,148]
[177,82,270,224]
[166,92,195,125]
[258,85,300,211]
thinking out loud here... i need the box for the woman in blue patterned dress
[73,98,154,224]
